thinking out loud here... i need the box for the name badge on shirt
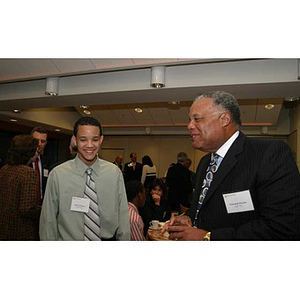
[223,190,254,214]
[70,197,90,213]
[44,169,49,177]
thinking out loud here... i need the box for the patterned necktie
[193,153,220,226]
[84,168,101,241]
[34,157,42,205]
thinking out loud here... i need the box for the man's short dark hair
[31,126,48,136]
[130,152,137,158]
[73,116,102,137]
[125,180,143,203]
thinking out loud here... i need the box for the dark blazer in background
[124,161,143,182]
[166,163,193,211]
[40,155,50,198]
[31,155,50,201]
[187,132,300,241]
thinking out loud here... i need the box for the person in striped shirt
[125,180,146,241]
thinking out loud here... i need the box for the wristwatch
[203,231,211,241]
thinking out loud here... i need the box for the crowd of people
[0,90,299,241]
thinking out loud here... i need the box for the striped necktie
[193,153,219,227]
[84,168,101,241]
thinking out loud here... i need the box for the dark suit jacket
[40,155,50,199]
[166,163,193,209]
[31,155,50,201]
[124,161,143,182]
[187,132,300,241]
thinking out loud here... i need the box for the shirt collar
[216,130,239,159]
[74,155,101,177]
[128,202,139,213]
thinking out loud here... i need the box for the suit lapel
[201,133,246,206]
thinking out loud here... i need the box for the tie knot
[86,168,92,175]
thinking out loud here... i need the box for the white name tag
[70,197,90,213]
[223,190,254,214]
[44,169,49,177]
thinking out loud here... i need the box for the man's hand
[161,215,208,241]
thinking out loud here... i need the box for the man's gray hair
[177,152,188,163]
[195,91,242,127]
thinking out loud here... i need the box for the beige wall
[100,135,206,177]
[100,131,299,178]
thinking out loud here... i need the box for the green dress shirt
[39,156,130,240]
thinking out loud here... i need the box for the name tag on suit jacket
[223,190,255,213]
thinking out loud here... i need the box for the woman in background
[141,155,157,190]
[0,135,41,240]
[139,178,171,236]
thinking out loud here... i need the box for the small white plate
[149,226,162,231]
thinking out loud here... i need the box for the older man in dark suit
[163,91,300,241]
[166,152,193,213]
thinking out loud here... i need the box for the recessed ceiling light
[80,105,91,115]
[13,109,21,113]
[135,108,143,113]
[168,101,180,105]
[284,97,299,102]
[55,128,61,132]
[265,104,275,110]
[10,118,17,122]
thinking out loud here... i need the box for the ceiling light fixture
[45,77,59,96]
[168,101,180,105]
[283,96,300,108]
[135,108,143,113]
[283,97,299,102]
[264,104,274,110]
[150,66,165,88]
[80,105,91,115]
[13,109,21,113]
[10,118,17,122]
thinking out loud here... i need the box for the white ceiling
[0,58,299,136]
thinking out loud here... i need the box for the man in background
[31,126,49,204]
[113,155,123,171]
[124,152,143,183]
[49,137,78,172]
[125,179,146,241]
[166,152,193,213]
